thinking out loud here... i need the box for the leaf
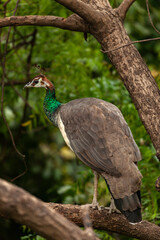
[58,185,72,195]
[21,120,32,127]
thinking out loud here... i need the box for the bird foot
[105,206,121,214]
[91,199,102,210]
[83,202,102,211]
[105,198,121,214]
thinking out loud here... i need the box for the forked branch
[117,0,136,21]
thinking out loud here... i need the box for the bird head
[24,74,54,91]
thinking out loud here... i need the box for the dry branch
[117,0,136,20]
[0,15,89,32]
[47,203,160,240]
[0,178,99,240]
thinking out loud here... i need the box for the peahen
[24,74,142,223]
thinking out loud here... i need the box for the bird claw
[91,199,102,210]
[92,204,101,210]
[105,198,121,214]
[83,202,102,211]
[105,206,121,214]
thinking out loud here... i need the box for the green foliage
[0,0,160,240]
[21,226,45,240]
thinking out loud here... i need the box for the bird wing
[59,98,142,198]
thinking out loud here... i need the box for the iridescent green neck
[43,89,61,122]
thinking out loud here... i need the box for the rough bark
[0,178,99,240]
[47,203,160,240]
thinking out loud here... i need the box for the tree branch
[116,0,136,21]
[1,177,160,240]
[55,0,101,24]
[47,203,160,240]
[0,15,89,32]
[0,178,99,240]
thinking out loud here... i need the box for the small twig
[3,0,11,8]
[1,39,33,58]
[11,159,28,182]
[11,30,35,44]
[101,37,160,53]
[3,0,11,17]
[146,0,160,35]
[0,8,16,14]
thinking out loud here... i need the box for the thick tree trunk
[90,10,160,159]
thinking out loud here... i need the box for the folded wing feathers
[59,98,142,199]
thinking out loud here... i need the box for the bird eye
[34,80,38,84]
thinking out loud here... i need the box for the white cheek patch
[33,77,50,89]
[34,78,46,88]
[35,78,42,87]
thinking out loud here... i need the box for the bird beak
[24,81,32,89]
